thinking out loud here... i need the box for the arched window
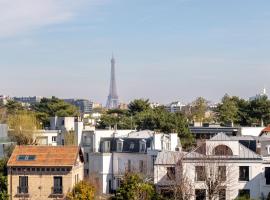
[213,145,233,156]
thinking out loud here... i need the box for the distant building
[165,101,185,113]
[13,96,41,105]
[64,99,93,114]
[106,56,120,109]
[7,146,84,200]
[150,102,160,108]
[34,130,60,146]
[0,124,14,158]
[249,88,268,101]
[0,95,10,105]
[50,117,75,132]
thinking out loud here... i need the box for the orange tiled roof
[262,126,270,133]
[7,146,81,167]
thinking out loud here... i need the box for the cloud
[0,0,96,38]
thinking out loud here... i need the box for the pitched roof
[155,151,185,165]
[210,132,231,141]
[7,146,83,167]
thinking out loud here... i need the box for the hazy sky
[0,0,270,105]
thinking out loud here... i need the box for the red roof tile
[7,146,82,167]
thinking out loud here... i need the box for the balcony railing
[52,186,63,194]
[17,186,28,194]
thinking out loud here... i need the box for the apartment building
[7,146,84,200]
[154,133,270,200]
[82,129,180,194]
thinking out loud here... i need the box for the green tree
[190,97,208,124]
[32,97,79,127]
[247,96,270,126]
[216,94,239,126]
[128,99,150,116]
[5,100,24,115]
[67,181,95,200]
[8,111,40,145]
[0,159,8,200]
[64,131,77,146]
[113,173,155,200]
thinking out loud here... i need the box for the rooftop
[7,146,83,167]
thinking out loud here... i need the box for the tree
[64,131,77,146]
[32,97,79,127]
[5,100,24,115]
[128,99,151,115]
[0,159,8,200]
[190,97,208,124]
[66,181,95,200]
[8,111,40,145]
[113,173,155,200]
[216,94,239,126]
[248,96,270,126]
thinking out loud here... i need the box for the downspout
[10,167,12,200]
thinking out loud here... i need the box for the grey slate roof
[210,132,231,141]
[155,151,185,165]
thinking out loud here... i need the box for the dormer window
[129,142,135,150]
[266,145,270,154]
[117,139,124,152]
[140,140,146,153]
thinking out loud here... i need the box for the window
[129,142,135,150]
[152,155,157,170]
[213,145,233,156]
[166,167,176,180]
[117,140,123,152]
[238,189,250,198]
[195,166,205,181]
[103,141,111,153]
[195,189,206,200]
[116,178,122,188]
[265,167,270,185]
[127,160,131,172]
[219,189,226,200]
[18,176,28,194]
[17,155,36,161]
[85,153,89,163]
[267,145,270,154]
[218,166,226,182]
[140,140,146,153]
[239,166,249,181]
[139,160,144,173]
[53,177,63,194]
[52,136,57,142]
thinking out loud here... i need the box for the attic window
[139,140,146,153]
[130,142,135,150]
[117,139,124,152]
[17,155,36,161]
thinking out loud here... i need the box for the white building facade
[155,133,270,200]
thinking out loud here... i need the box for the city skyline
[0,0,270,104]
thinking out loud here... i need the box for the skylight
[17,155,36,161]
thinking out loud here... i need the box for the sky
[0,0,270,105]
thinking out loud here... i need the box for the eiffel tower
[106,55,119,109]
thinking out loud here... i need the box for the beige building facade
[7,146,84,200]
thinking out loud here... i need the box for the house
[154,133,270,200]
[7,146,84,200]
[84,130,180,194]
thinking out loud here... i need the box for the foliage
[5,100,25,115]
[0,159,8,200]
[8,111,40,145]
[66,181,95,200]
[31,96,79,127]
[113,173,155,200]
[216,94,239,126]
[190,97,208,123]
[64,131,77,146]
[128,99,151,115]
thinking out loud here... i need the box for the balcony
[50,187,64,198]
[16,187,29,198]
[52,186,63,194]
